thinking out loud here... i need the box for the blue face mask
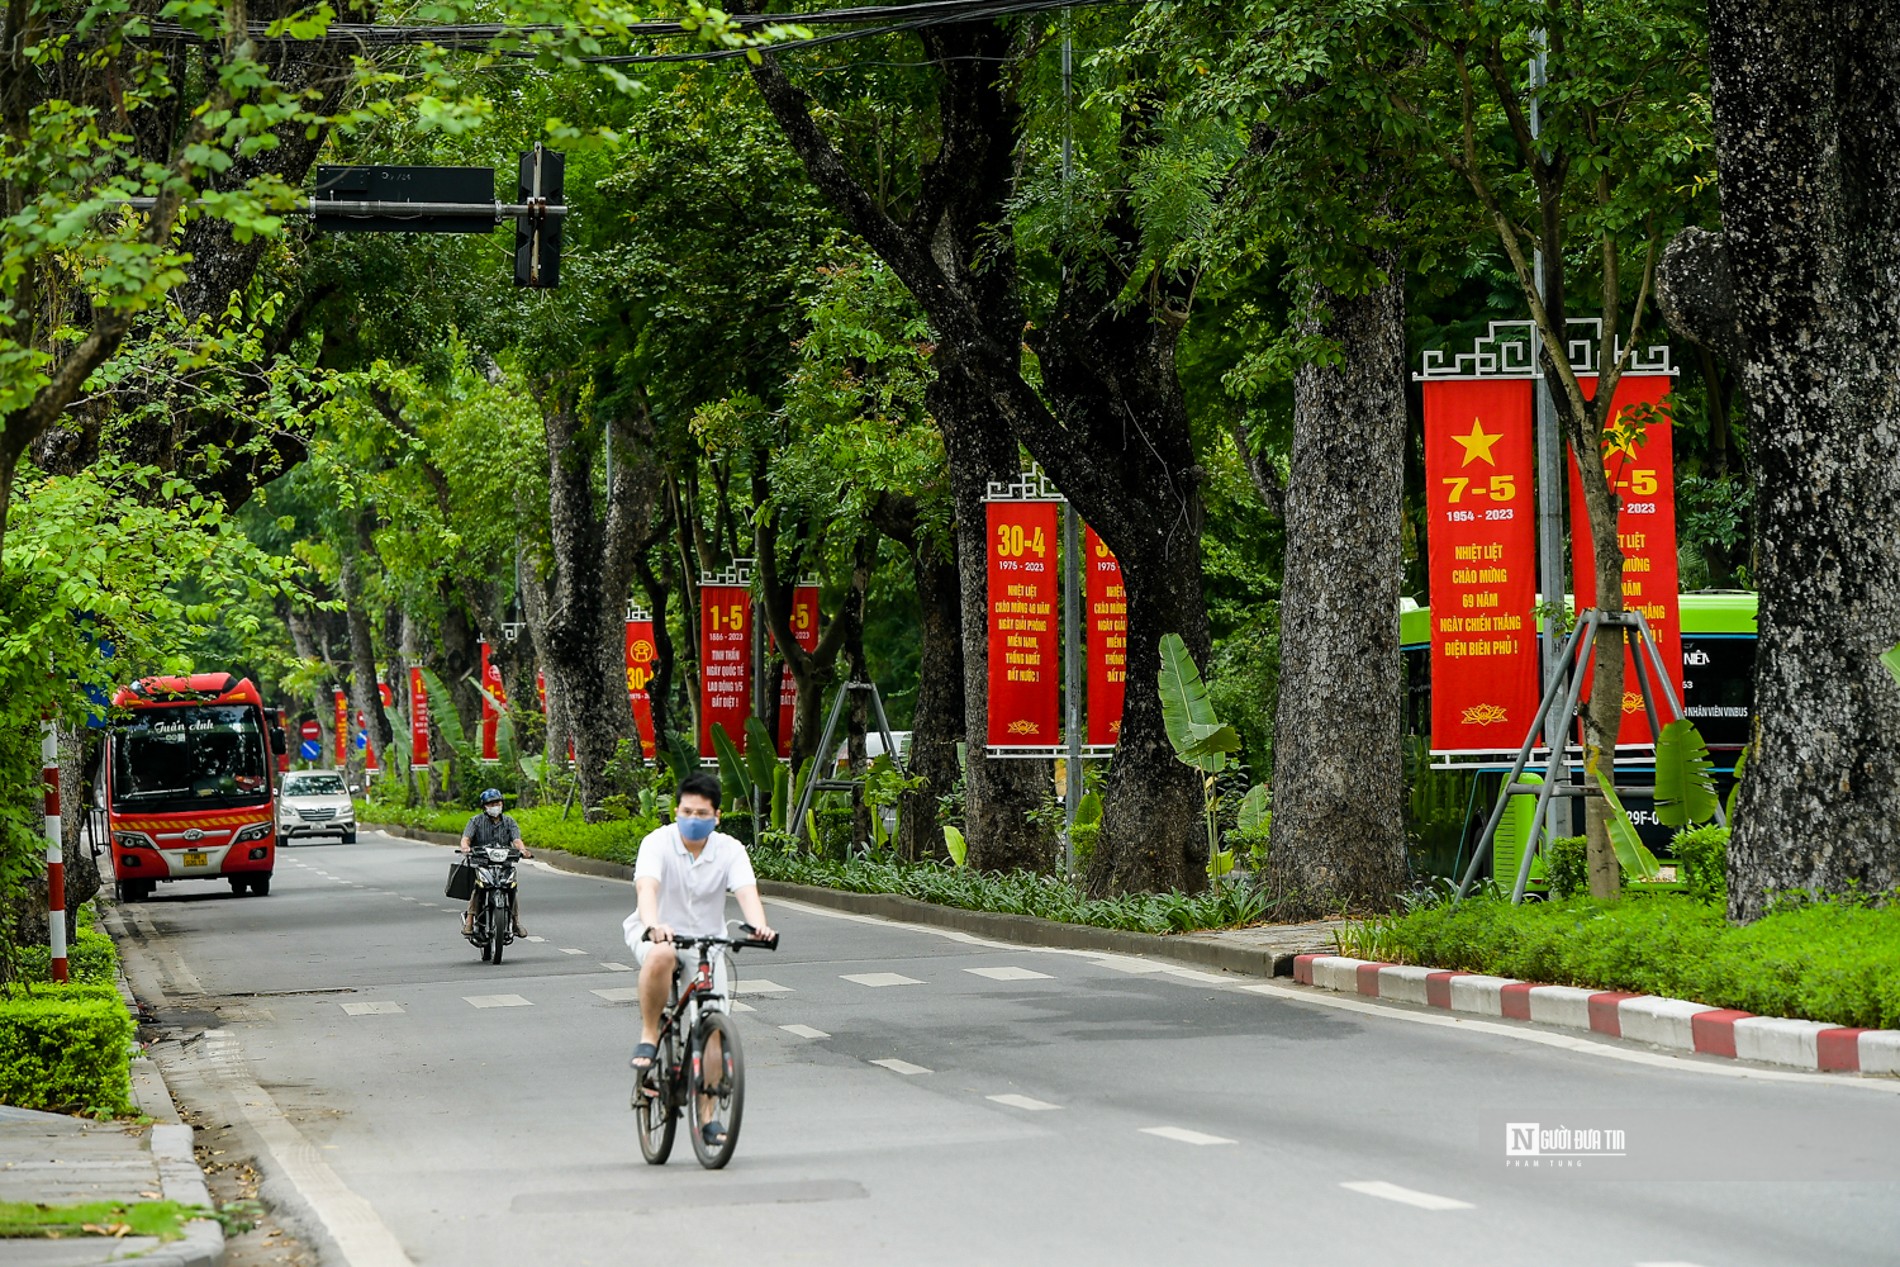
[677,813,716,843]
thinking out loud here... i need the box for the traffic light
[514,144,565,289]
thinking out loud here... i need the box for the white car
[277,770,357,844]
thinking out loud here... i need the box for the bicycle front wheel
[634,1034,676,1165]
[689,1011,745,1169]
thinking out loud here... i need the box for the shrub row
[0,982,136,1117]
[750,851,1276,936]
[1340,894,1900,1029]
[13,919,120,987]
[364,801,1277,934]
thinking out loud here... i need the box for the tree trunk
[538,393,657,811]
[1265,275,1409,915]
[1023,287,1211,898]
[1706,1,1900,920]
[338,541,389,784]
[870,493,964,863]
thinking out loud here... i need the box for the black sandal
[630,1042,658,1072]
[700,1119,727,1147]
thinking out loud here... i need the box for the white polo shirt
[622,823,759,949]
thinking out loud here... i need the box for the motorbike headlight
[485,846,511,861]
[234,822,272,844]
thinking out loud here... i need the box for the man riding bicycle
[622,771,774,1151]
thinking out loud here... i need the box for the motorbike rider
[460,788,533,938]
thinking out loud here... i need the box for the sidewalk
[0,1101,220,1267]
[1,954,224,1267]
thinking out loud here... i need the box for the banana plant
[1585,750,1662,882]
[1654,718,1719,828]
[1157,633,1241,880]
[942,823,967,867]
[710,722,752,808]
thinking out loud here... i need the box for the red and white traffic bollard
[43,722,67,983]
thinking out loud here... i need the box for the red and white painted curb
[1293,954,1900,1076]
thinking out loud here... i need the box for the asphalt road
[115,829,1900,1267]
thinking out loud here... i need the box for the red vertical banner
[699,582,752,758]
[1423,378,1540,752]
[478,641,506,762]
[625,616,658,759]
[1084,526,1126,747]
[776,584,820,756]
[333,689,348,767]
[409,667,431,770]
[360,712,378,773]
[986,500,1060,747]
[1569,373,1683,745]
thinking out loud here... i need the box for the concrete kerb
[1294,952,1900,1079]
[370,821,1315,978]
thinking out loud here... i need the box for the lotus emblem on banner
[1006,719,1042,736]
[1460,703,1509,727]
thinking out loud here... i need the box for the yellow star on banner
[1454,417,1503,466]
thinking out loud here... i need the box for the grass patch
[1338,893,1900,1029]
[359,802,661,867]
[0,1199,195,1240]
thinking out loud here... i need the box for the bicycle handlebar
[642,924,779,952]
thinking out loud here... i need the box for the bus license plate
[183,850,208,867]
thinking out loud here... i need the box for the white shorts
[634,937,732,1008]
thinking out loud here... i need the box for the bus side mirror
[270,729,288,755]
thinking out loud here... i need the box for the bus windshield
[112,705,269,812]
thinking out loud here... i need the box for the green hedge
[1339,894,1900,1029]
[14,921,119,986]
[365,802,1276,934]
[361,803,663,867]
[0,983,136,1116]
[750,851,1277,935]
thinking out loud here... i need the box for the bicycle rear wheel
[689,1011,744,1170]
[634,1034,676,1165]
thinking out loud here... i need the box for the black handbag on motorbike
[445,858,475,900]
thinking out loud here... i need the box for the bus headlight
[233,822,272,844]
[113,831,154,850]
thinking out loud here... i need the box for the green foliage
[12,921,118,987]
[1672,825,1730,906]
[942,825,967,868]
[1542,836,1589,901]
[1883,642,1900,688]
[1587,754,1662,881]
[1654,719,1719,828]
[360,802,660,867]
[1337,890,1900,1030]
[710,723,751,808]
[751,851,1276,936]
[0,984,135,1117]
[1157,634,1238,774]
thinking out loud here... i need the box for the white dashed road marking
[524,936,547,943]
[965,966,1053,981]
[841,972,923,988]
[987,1094,1060,1111]
[560,948,587,955]
[340,1002,404,1016]
[871,1059,931,1076]
[464,994,533,1009]
[739,979,792,994]
[1340,1181,1474,1211]
[729,1001,756,1013]
[600,962,632,972]
[780,1024,830,1039]
[1140,1126,1235,1146]
[590,988,641,1003]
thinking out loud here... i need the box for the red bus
[106,674,284,900]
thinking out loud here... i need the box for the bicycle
[631,922,778,1169]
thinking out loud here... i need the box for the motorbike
[466,844,521,964]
